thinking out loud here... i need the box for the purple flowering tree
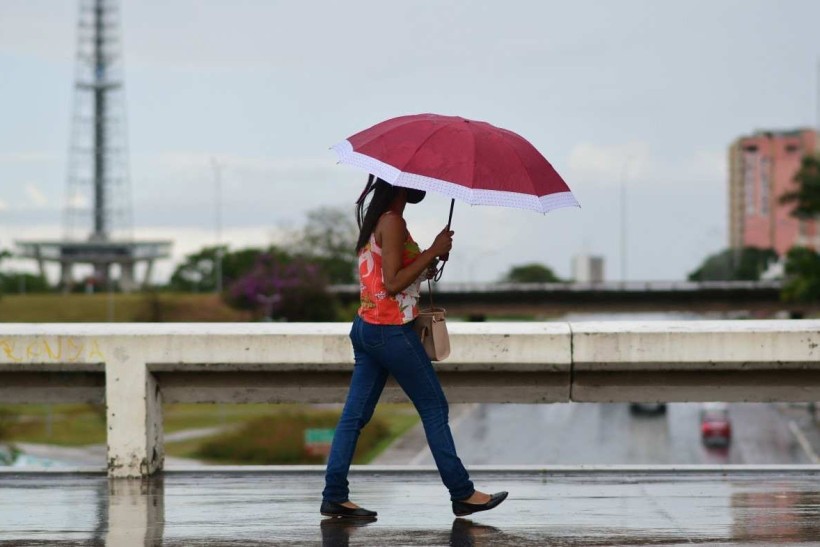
[227,253,337,321]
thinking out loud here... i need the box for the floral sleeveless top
[358,217,423,325]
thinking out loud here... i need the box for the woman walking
[320,175,508,519]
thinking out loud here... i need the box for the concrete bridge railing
[1,321,818,477]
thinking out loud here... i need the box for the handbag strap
[427,278,435,309]
[433,260,447,282]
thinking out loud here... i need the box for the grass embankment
[0,293,250,322]
[0,403,419,464]
[187,404,418,464]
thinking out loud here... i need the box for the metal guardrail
[329,280,801,316]
[1,320,818,477]
[330,280,785,294]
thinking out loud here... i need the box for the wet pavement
[2,468,820,545]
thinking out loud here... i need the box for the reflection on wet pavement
[1,469,819,545]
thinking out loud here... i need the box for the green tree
[781,247,820,303]
[501,263,562,283]
[167,245,290,293]
[0,273,51,294]
[168,245,224,292]
[226,253,338,321]
[779,154,820,303]
[688,247,777,282]
[779,154,820,219]
[291,206,358,284]
[0,249,51,294]
[223,247,285,286]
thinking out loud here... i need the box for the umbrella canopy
[332,113,579,213]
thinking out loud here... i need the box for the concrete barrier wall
[0,321,818,477]
[571,320,820,403]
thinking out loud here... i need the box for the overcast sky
[1,0,819,283]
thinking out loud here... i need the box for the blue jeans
[322,315,474,502]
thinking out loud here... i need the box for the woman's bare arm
[379,214,452,296]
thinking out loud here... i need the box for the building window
[785,143,799,153]
[759,157,770,215]
[743,151,757,215]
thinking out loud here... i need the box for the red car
[700,403,731,446]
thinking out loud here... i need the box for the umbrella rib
[467,125,477,203]
[352,116,434,149]
[395,123,454,176]
[496,133,544,212]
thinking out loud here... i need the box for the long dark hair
[355,175,399,252]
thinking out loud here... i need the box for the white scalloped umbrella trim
[332,139,580,214]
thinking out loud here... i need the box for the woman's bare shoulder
[379,211,406,229]
[375,212,407,245]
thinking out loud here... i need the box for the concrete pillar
[60,261,74,293]
[33,246,45,279]
[119,262,137,293]
[105,346,163,478]
[142,259,155,288]
[95,262,110,287]
[106,477,164,546]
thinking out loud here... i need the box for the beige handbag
[413,280,450,361]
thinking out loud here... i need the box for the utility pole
[212,158,224,294]
[620,158,631,284]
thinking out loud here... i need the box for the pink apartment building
[728,128,818,255]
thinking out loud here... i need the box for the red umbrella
[332,113,580,215]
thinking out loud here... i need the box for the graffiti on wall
[0,337,105,363]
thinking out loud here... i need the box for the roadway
[328,280,819,316]
[412,403,818,466]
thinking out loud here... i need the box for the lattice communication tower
[64,0,132,241]
[16,0,171,291]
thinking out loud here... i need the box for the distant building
[572,255,605,283]
[728,128,818,255]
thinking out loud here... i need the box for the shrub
[502,263,562,283]
[782,247,820,303]
[195,410,389,465]
[0,408,15,441]
[226,254,338,321]
[0,273,51,294]
[688,247,778,281]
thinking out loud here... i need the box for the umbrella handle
[433,199,455,282]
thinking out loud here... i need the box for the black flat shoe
[452,491,509,517]
[320,500,378,519]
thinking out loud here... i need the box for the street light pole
[212,158,223,294]
[620,158,631,284]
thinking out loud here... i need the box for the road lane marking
[788,420,820,464]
